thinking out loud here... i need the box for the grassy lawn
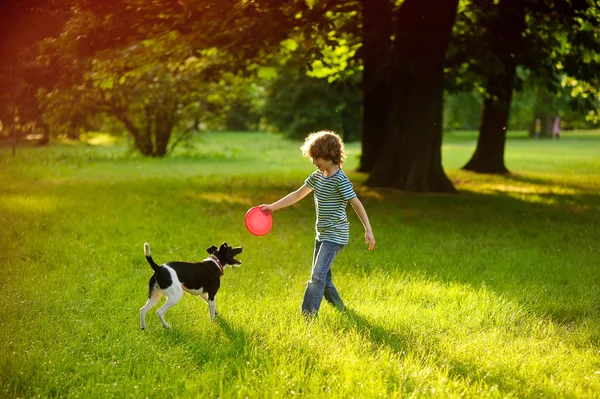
[1,130,599,398]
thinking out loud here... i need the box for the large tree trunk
[365,0,458,192]
[9,47,17,157]
[11,123,17,157]
[113,101,177,157]
[463,0,525,174]
[463,74,513,174]
[154,103,176,157]
[115,111,152,156]
[37,121,50,146]
[358,0,393,173]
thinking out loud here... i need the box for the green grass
[1,130,599,398]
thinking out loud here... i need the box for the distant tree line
[1,0,599,191]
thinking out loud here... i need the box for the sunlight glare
[181,191,253,206]
[1,195,58,214]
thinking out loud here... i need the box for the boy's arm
[349,197,376,250]
[260,184,313,213]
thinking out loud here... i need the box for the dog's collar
[205,255,224,276]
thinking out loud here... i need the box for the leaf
[98,79,114,90]
[257,66,278,80]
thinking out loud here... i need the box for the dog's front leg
[200,293,219,317]
[208,297,217,321]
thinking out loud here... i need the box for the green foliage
[202,72,265,132]
[69,32,206,156]
[447,0,600,133]
[1,131,600,397]
[443,80,600,131]
[444,91,482,130]
[262,68,361,141]
[0,1,69,141]
[40,19,267,155]
[3,0,600,166]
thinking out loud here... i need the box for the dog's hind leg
[199,293,209,304]
[156,287,183,329]
[140,278,162,330]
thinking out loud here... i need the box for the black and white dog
[140,242,243,330]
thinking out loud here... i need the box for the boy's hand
[365,231,376,251]
[259,204,274,213]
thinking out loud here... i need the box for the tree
[31,1,279,155]
[18,0,460,189]
[0,0,68,152]
[462,0,525,174]
[358,0,393,172]
[289,0,460,191]
[46,29,230,156]
[450,0,600,174]
[364,0,459,192]
[60,0,462,191]
[262,64,361,141]
[32,0,319,156]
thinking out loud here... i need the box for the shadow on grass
[342,309,409,354]
[149,316,251,369]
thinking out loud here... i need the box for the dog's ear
[206,245,218,254]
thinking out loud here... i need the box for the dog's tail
[144,243,161,273]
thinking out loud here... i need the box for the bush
[262,69,361,142]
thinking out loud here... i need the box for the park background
[2,0,600,398]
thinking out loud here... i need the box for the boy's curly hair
[301,130,346,166]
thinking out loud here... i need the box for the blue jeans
[301,240,346,315]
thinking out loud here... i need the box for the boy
[259,130,375,316]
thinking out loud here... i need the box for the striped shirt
[304,168,357,245]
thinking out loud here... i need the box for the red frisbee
[245,206,273,236]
